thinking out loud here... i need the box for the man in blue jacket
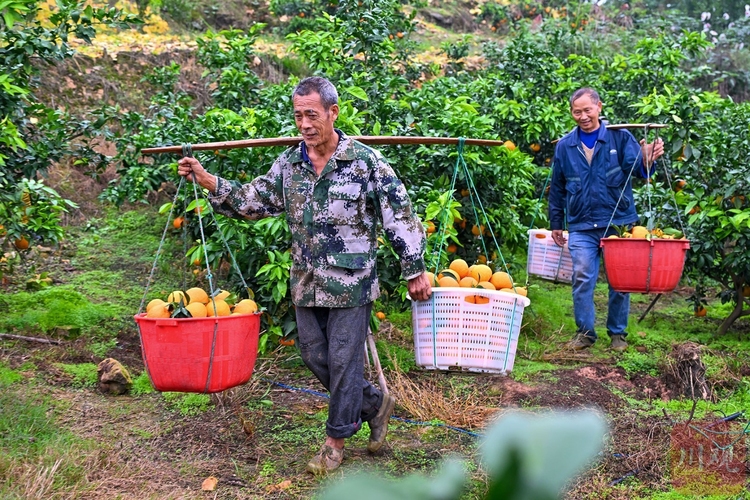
[548,87,664,351]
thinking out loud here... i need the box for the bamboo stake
[141,136,510,155]
[0,333,61,344]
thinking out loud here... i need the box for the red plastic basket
[600,238,690,293]
[134,313,260,393]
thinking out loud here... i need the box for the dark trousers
[295,303,383,439]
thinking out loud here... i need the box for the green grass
[0,365,93,497]
[57,363,98,388]
[131,371,156,395]
[162,392,212,416]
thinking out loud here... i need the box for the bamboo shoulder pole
[140,136,509,155]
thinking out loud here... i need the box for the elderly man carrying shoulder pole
[177,76,432,474]
[548,87,664,353]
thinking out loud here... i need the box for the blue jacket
[548,122,651,232]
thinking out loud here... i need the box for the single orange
[469,264,492,283]
[207,299,231,317]
[490,271,513,290]
[459,276,478,288]
[376,311,386,320]
[446,243,458,253]
[449,259,470,278]
[695,306,707,317]
[146,304,170,318]
[476,281,496,290]
[173,216,185,229]
[13,236,29,250]
[233,299,258,314]
[185,302,208,318]
[437,276,460,288]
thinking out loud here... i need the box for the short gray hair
[292,77,339,110]
[569,87,600,107]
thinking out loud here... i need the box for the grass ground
[2,203,750,499]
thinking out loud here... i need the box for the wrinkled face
[571,94,602,133]
[293,92,339,149]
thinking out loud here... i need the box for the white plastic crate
[527,229,573,284]
[411,288,530,374]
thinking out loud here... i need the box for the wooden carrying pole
[141,136,509,155]
[142,125,667,155]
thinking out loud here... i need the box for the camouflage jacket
[208,131,426,308]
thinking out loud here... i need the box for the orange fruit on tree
[186,287,209,305]
[207,299,231,317]
[185,302,208,318]
[173,216,185,229]
[460,189,470,197]
[477,254,487,264]
[376,311,386,320]
[459,276,478,288]
[146,304,170,318]
[530,143,541,153]
[425,220,436,234]
[437,276,460,288]
[469,264,492,283]
[471,225,485,236]
[446,243,458,253]
[490,271,512,289]
[449,259,470,278]
[233,299,258,314]
[503,140,516,151]
[743,285,750,298]
[13,236,29,250]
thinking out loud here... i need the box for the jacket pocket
[606,167,631,211]
[328,182,363,224]
[565,178,583,220]
[327,252,371,269]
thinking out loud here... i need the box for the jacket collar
[288,129,357,164]
[569,120,610,146]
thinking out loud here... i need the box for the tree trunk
[717,283,750,335]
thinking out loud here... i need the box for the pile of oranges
[426,258,527,303]
[609,225,685,240]
[144,287,258,319]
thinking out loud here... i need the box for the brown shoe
[367,393,396,453]
[306,444,344,475]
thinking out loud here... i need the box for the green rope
[527,166,553,232]
[429,139,463,274]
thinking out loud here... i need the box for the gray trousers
[295,303,383,439]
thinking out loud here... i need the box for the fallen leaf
[201,476,218,491]
[266,479,292,492]
[637,331,647,338]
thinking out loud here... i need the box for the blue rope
[259,378,482,438]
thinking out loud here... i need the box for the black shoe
[367,394,395,453]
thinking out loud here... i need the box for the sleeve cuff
[402,260,426,281]
[208,177,232,202]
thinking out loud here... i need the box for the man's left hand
[640,137,664,164]
[408,273,432,301]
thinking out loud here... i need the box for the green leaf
[345,86,369,102]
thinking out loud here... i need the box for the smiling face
[570,93,602,133]
[293,91,339,150]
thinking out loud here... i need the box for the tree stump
[669,342,711,400]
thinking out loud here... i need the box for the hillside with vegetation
[2,0,750,498]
